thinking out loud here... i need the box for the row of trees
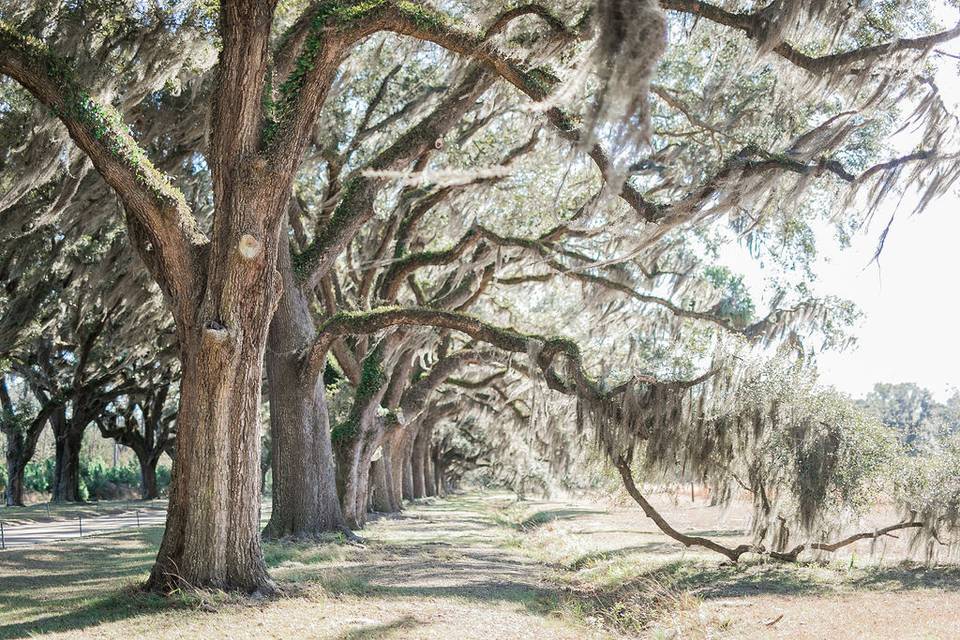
[2,0,959,594]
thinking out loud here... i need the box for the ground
[1,491,958,639]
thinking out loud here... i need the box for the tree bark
[423,439,437,498]
[402,431,415,501]
[368,457,391,512]
[381,427,403,511]
[136,449,161,500]
[4,450,26,507]
[334,412,383,528]
[411,426,427,499]
[146,327,275,594]
[50,410,84,503]
[262,245,345,539]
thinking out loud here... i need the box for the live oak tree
[3,0,960,593]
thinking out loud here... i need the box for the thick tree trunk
[385,429,406,510]
[334,417,382,528]
[380,430,402,512]
[368,458,391,512]
[412,427,427,499]
[4,452,25,507]
[136,449,160,500]
[423,442,437,498]
[51,416,84,503]
[263,258,345,539]
[431,447,444,498]
[146,330,274,594]
[401,427,416,501]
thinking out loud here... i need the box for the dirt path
[0,493,613,640]
[2,492,959,639]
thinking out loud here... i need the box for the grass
[1,491,959,639]
[499,492,960,639]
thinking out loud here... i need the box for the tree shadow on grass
[308,545,563,617]
[566,542,684,570]
[515,508,605,531]
[335,615,420,640]
[0,528,191,640]
[635,558,960,601]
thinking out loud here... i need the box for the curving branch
[660,0,960,75]
[292,65,493,286]
[0,22,205,309]
[617,454,926,564]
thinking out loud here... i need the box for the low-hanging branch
[615,454,926,564]
[660,0,960,75]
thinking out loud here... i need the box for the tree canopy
[2,0,959,592]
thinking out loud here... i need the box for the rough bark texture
[263,251,345,538]
[412,426,427,499]
[401,429,416,501]
[146,329,276,593]
[334,410,384,528]
[135,449,161,500]
[4,442,26,506]
[50,408,84,503]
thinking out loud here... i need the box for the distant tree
[861,383,959,452]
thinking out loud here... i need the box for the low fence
[0,508,166,550]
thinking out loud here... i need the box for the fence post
[1,520,5,550]
[78,514,83,538]
[136,510,140,529]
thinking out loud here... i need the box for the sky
[814,9,960,402]
[723,13,960,402]
[813,197,959,401]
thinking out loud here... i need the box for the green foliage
[0,457,171,499]
[702,266,755,326]
[895,434,960,532]
[860,383,960,453]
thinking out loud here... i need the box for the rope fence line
[0,507,161,550]
[0,503,271,550]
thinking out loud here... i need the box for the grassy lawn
[1,492,958,639]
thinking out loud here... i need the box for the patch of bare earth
[504,490,960,639]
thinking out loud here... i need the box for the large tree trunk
[411,427,427,499]
[386,428,407,509]
[136,448,160,500]
[368,457,391,513]
[334,415,383,528]
[4,446,25,507]
[431,447,444,498]
[146,328,274,594]
[401,426,416,501]
[50,412,84,503]
[381,428,403,512]
[262,249,344,539]
[423,440,437,498]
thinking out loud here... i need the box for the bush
[0,456,172,500]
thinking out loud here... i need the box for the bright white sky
[724,11,960,402]
[813,196,959,401]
